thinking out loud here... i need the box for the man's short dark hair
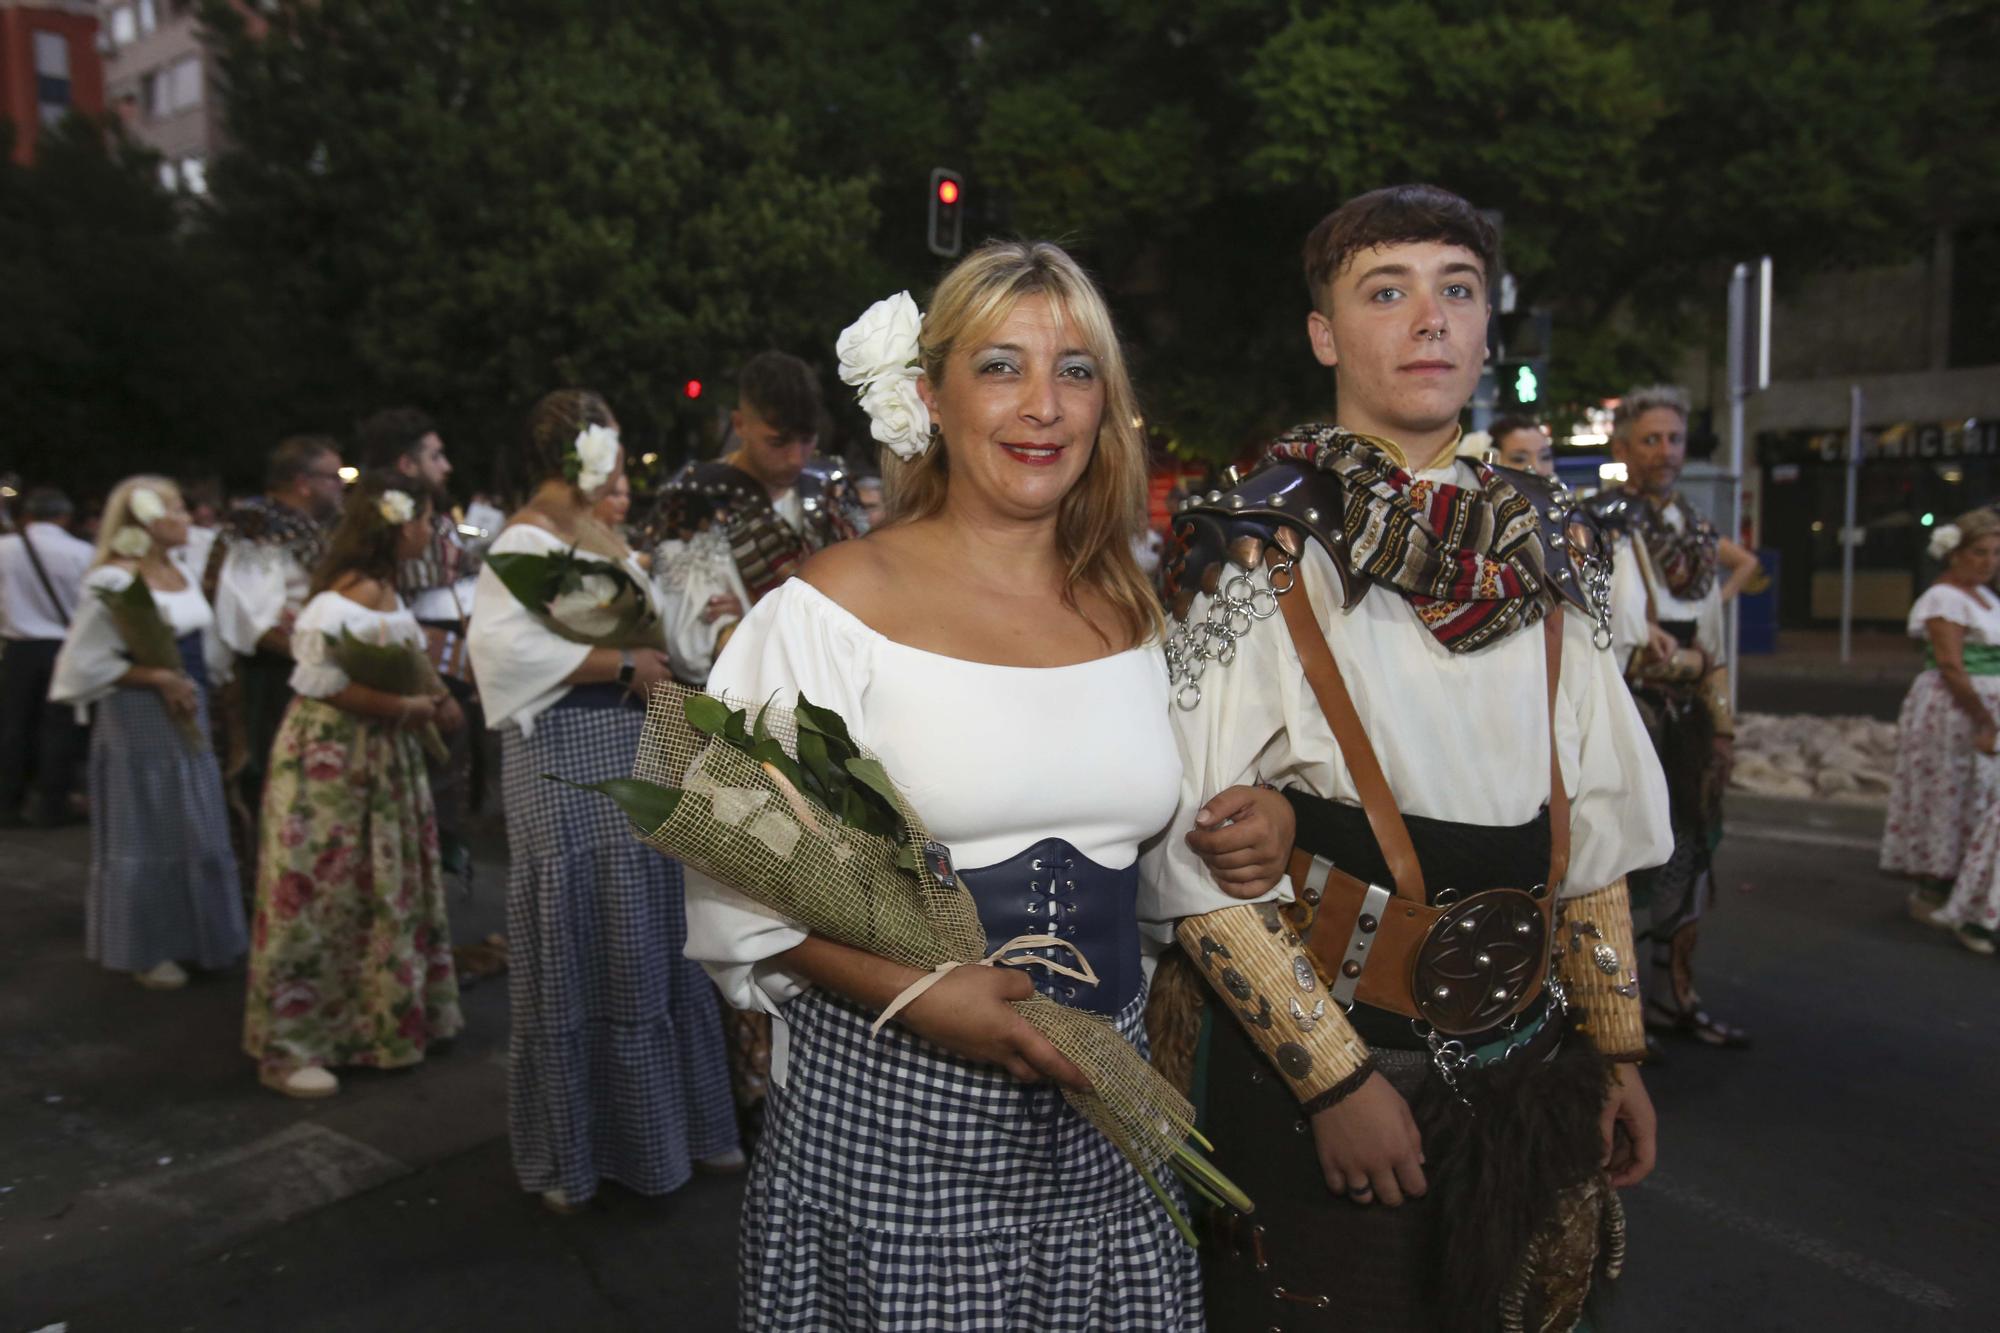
[355,407,438,469]
[1489,414,1542,442]
[22,487,72,522]
[736,351,821,441]
[1303,184,1499,314]
[267,435,340,490]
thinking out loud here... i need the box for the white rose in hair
[110,525,152,558]
[1928,522,1964,562]
[859,368,931,460]
[837,291,923,388]
[548,572,624,638]
[378,489,417,525]
[128,488,167,525]
[573,423,622,495]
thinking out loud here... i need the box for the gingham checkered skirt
[86,681,246,973]
[740,986,1204,1331]
[501,701,739,1203]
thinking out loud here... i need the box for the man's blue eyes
[1369,285,1477,302]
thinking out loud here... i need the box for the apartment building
[98,0,213,192]
[0,1,104,165]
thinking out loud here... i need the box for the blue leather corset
[957,837,1141,1016]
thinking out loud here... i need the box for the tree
[201,0,876,485]
[0,118,271,496]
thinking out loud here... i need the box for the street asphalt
[3,792,1994,1333]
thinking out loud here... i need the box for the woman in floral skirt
[1882,510,2000,953]
[243,471,466,1098]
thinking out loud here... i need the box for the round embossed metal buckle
[1410,889,1548,1036]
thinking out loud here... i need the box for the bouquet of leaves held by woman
[325,627,449,763]
[485,543,661,647]
[558,686,1253,1244]
[97,575,207,752]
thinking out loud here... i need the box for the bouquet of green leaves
[556,685,1252,1245]
[96,575,205,752]
[485,544,661,648]
[325,627,449,763]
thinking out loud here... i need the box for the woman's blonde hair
[91,474,182,569]
[883,240,1161,648]
[1944,509,2000,562]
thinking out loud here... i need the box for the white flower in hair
[110,525,152,558]
[378,489,417,526]
[548,572,624,638]
[572,423,621,495]
[837,291,923,388]
[1928,522,1964,562]
[128,487,167,525]
[858,368,932,460]
[837,292,931,459]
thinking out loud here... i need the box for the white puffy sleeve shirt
[214,541,310,656]
[50,565,219,710]
[1140,460,1672,940]
[287,590,425,699]
[684,577,1182,1086]
[652,528,752,685]
[466,524,598,736]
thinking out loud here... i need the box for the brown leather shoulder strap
[1543,607,1571,891]
[1268,550,1426,902]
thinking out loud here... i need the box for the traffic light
[1496,359,1547,410]
[684,379,703,401]
[928,167,964,258]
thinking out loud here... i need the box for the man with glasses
[211,435,346,824]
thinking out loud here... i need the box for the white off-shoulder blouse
[287,589,425,700]
[50,564,226,710]
[466,524,655,736]
[681,577,1183,1085]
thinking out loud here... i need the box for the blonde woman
[685,243,1291,1329]
[50,477,246,989]
[468,390,740,1211]
[243,471,465,1098]
[1882,509,2000,949]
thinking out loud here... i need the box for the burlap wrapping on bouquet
[630,683,1197,1175]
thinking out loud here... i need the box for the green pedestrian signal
[1513,363,1539,404]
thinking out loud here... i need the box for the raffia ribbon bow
[870,935,1101,1038]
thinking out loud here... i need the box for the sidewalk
[1738,628,1915,720]
[0,823,526,1330]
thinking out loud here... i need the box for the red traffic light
[684,379,703,399]
[937,179,960,205]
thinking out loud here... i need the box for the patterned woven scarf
[1268,423,1550,653]
[1630,492,1718,601]
[221,495,331,574]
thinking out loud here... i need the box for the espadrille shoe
[134,961,188,990]
[259,1066,339,1099]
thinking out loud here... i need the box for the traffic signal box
[928,168,964,258]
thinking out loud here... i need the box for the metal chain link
[1164,559,1285,710]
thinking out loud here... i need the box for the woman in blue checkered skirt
[684,244,1295,1330]
[51,476,246,992]
[469,389,741,1212]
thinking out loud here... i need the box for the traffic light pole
[1724,256,1772,714]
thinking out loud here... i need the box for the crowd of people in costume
[1,179,1923,1331]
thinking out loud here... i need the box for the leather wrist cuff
[1554,878,1647,1060]
[1176,901,1371,1104]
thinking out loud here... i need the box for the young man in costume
[1584,387,1761,1050]
[210,435,345,820]
[647,350,867,687]
[644,349,867,1127]
[1141,184,1669,1331]
[357,406,484,884]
